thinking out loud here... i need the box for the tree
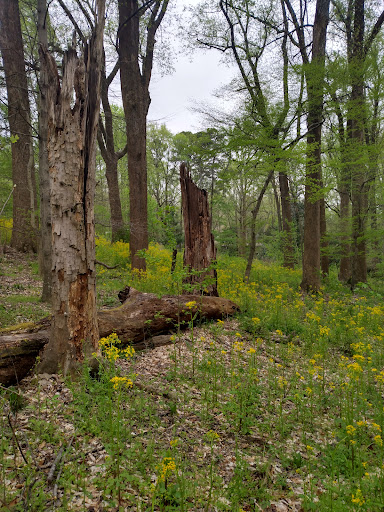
[37,0,52,301]
[0,0,37,252]
[348,0,384,286]
[329,0,384,284]
[192,0,297,269]
[38,0,105,376]
[118,0,169,270]
[97,56,127,242]
[284,0,331,292]
[147,123,179,210]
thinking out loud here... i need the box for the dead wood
[180,162,218,296]
[0,289,239,386]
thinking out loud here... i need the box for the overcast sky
[146,0,236,134]
[148,49,235,134]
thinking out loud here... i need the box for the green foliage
[2,251,384,509]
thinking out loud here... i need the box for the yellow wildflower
[351,489,365,506]
[110,376,133,390]
[346,425,356,436]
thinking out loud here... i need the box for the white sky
[146,0,236,134]
[148,50,235,134]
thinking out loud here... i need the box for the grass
[1,239,384,510]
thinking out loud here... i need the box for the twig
[47,446,64,483]
[0,185,16,217]
[22,432,39,468]
[38,445,104,469]
[53,435,74,499]
[23,477,37,511]
[7,414,28,465]
[95,259,118,269]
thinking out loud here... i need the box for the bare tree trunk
[238,191,247,257]
[37,1,105,376]
[349,0,368,287]
[105,155,125,241]
[98,58,126,243]
[244,170,274,282]
[37,0,52,302]
[320,195,329,276]
[278,171,295,269]
[338,187,352,282]
[332,97,352,283]
[118,0,169,270]
[180,163,218,296]
[0,0,37,253]
[272,177,282,232]
[298,0,330,292]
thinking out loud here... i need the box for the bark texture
[97,56,126,242]
[180,163,218,296]
[0,0,37,252]
[279,171,295,269]
[349,0,367,287]
[37,0,52,301]
[118,0,169,270]
[244,170,274,283]
[0,291,239,386]
[37,2,105,376]
[287,0,330,292]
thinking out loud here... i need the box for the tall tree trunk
[98,59,126,243]
[365,97,380,273]
[180,163,218,296]
[105,155,125,242]
[338,186,352,282]
[118,0,169,270]
[349,0,367,287]
[320,194,329,276]
[278,171,295,269]
[272,177,282,233]
[299,0,330,292]
[118,0,149,270]
[0,0,37,253]
[238,190,247,257]
[244,170,274,282]
[37,0,52,302]
[38,1,105,376]
[332,95,352,283]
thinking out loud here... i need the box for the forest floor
[1,247,384,511]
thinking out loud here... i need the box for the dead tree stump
[180,162,218,296]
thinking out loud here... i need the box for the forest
[1,0,384,510]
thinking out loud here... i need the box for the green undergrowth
[1,240,384,510]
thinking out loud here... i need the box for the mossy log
[0,288,239,386]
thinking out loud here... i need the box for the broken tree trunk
[0,289,239,386]
[180,162,218,296]
[37,0,105,377]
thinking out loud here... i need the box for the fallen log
[0,289,239,386]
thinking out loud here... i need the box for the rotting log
[0,288,239,386]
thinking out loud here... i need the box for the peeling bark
[180,163,218,296]
[37,1,105,376]
[38,0,52,301]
